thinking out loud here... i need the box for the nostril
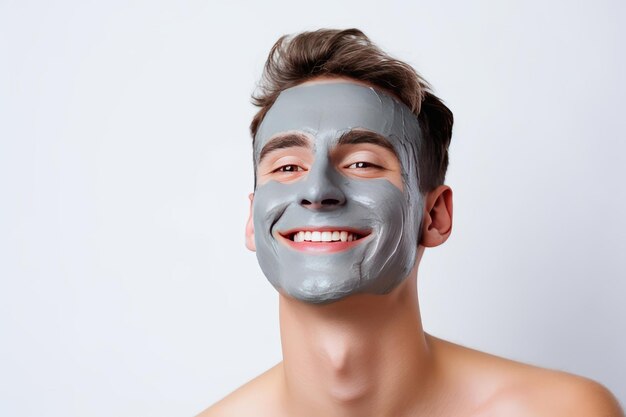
[321,199,340,206]
[300,198,342,207]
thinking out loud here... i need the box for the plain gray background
[1,1,624,416]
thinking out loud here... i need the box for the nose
[297,161,346,210]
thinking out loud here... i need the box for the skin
[197,77,624,417]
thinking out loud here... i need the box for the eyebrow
[258,133,311,163]
[336,130,396,152]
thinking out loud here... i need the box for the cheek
[349,177,421,243]
[388,172,404,192]
[252,182,295,231]
[346,178,407,216]
[390,140,421,192]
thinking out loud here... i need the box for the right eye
[273,164,304,173]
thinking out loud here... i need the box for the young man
[199,29,623,417]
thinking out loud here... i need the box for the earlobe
[420,185,453,248]
[245,193,256,252]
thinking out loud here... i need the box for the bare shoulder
[428,335,623,417]
[549,373,624,416]
[195,363,284,417]
[483,370,624,417]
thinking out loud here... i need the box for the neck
[277,265,438,417]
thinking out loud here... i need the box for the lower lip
[278,234,370,253]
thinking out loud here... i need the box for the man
[199,29,623,417]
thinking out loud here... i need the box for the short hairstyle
[250,28,453,193]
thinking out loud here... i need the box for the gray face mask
[253,82,424,304]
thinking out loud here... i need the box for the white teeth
[290,230,363,242]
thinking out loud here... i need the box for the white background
[1,1,624,416]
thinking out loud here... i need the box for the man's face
[248,80,424,304]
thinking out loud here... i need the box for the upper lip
[277,226,372,239]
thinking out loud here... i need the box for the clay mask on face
[253,82,424,304]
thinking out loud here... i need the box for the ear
[420,185,453,248]
[245,193,256,252]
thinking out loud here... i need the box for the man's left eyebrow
[336,130,395,152]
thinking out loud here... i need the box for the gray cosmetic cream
[253,82,424,304]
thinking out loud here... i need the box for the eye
[273,164,305,173]
[347,161,382,169]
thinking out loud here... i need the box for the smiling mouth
[288,229,366,242]
[277,228,371,253]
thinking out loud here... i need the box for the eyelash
[273,164,305,173]
[347,161,382,169]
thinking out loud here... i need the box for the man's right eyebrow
[258,133,311,163]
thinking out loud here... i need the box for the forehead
[254,82,421,156]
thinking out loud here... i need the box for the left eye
[347,162,379,169]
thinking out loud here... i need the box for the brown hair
[250,28,453,193]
